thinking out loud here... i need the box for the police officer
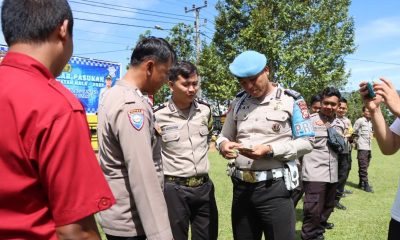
[292,93,323,208]
[98,74,113,108]
[216,50,314,240]
[97,37,176,240]
[335,97,353,210]
[154,61,218,240]
[301,87,346,240]
[353,106,374,192]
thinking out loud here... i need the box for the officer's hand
[374,77,400,117]
[220,141,241,159]
[359,81,383,112]
[239,145,271,160]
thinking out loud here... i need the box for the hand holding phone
[366,82,376,99]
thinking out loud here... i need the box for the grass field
[100,140,400,239]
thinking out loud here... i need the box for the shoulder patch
[153,103,166,113]
[196,98,211,107]
[284,89,302,100]
[128,109,145,130]
[236,90,247,98]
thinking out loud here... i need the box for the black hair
[169,61,197,82]
[362,106,367,112]
[1,0,73,46]
[130,37,176,67]
[340,97,348,104]
[309,93,322,105]
[321,87,341,100]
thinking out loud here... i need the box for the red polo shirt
[0,52,115,239]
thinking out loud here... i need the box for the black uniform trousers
[164,179,218,240]
[335,153,351,202]
[388,218,400,240]
[357,150,372,183]
[231,177,295,240]
[301,181,338,240]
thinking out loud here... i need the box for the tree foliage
[201,0,356,102]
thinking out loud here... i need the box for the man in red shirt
[0,0,115,239]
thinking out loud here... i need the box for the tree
[206,0,355,101]
[198,43,240,115]
[166,23,195,62]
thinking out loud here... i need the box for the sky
[0,0,400,91]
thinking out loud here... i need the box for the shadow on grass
[345,181,360,189]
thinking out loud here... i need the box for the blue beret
[229,50,267,78]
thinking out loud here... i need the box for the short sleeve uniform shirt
[0,52,115,239]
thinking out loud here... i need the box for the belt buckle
[242,171,256,183]
[187,177,202,187]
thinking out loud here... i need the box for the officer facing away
[97,37,176,240]
[216,50,314,240]
[154,61,218,240]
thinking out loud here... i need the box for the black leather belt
[165,175,209,187]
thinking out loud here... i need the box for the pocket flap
[199,127,209,136]
[266,111,288,121]
[162,132,180,142]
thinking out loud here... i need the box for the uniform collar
[249,86,278,104]
[168,98,198,117]
[2,52,54,80]
[116,79,153,105]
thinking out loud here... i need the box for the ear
[145,60,155,77]
[168,80,174,91]
[58,19,69,42]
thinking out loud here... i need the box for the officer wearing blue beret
[216,50,314,240]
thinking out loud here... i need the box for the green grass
[100,140,400,239]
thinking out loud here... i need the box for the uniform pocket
[162,131,180,142]
[199,126,209,136]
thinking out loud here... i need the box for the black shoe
[335,202,347,210]
[343,189,353,194]
[362,182,374,193]
[322,222,334,230]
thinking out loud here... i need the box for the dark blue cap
[229,50,267,78]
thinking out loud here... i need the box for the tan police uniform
[353,116,373,187]
[218,87,312,170]
[154,98,218,240]
[217,86,313,240]
[97,79,172,240]
[353,117,372,151]
[301,113,346,240]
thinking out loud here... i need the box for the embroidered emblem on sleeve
[128,109,144,130]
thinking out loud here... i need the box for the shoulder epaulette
[196,98,211,108]
[284,89,302,100]
[152,103,166,112]
[236,90,247,98]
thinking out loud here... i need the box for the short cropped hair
[321,87,341,100]
[340,97,348,104]
[309,93,322,105]
[130,37,176,67]
[1,0,73,46]
[169,61,197,82]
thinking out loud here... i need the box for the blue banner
[1,45,121,114]
[58,57,121,114]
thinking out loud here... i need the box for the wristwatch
[266,145,274,158]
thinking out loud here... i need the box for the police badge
[128,109,144,130]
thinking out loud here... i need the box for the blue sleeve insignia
[292,99,315,138]
[128,109,144,130]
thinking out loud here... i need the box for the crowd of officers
[0,1,378,240]
[96,41,375,240]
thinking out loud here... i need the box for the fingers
[379,77,395,89]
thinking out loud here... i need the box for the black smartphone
[367,82,376,98]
